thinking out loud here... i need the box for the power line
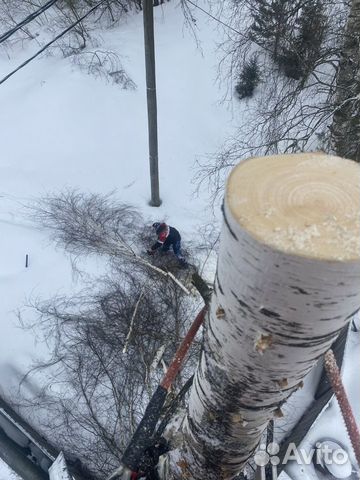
[0,0,59,45]
[184,0,245,38]
[0,0,107,86]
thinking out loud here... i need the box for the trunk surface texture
[160,153,360,480]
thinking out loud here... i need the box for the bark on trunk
[331,0,360,162]
[160,153,360,480]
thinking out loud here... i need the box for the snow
[283,327,360,479]
[0,459,19,480]
[0,1,359,478]
[300,330,360,463]
[0,1,235,396]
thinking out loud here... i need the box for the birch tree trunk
[160,153,360,480]
[331,0,360,162]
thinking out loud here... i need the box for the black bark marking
[231,291,254,313]
[275,329,344,350]
[216,273,224,295]
[242,256,263,273]
[320,315,342,321]
[297,353,327,364]
[314,301,338,307]
[194,376,208,406]
[208,320,222,348]
[290,286,310,295]
[259,307,281,319]
[231,400,284,411]
[222,203,238,240]
[346,308,359,319]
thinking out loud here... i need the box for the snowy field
[0,1,359,479]
[0,2,237,394]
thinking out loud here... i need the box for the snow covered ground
[0,458,19,479]
[0,1,237,395]
[0,1,359,479]
[283,328,360,479]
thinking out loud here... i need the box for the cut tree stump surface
[226,152,360,261]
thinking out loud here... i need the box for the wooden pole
[160,153,360,480]
[143,0,161,206]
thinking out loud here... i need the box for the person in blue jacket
[147,222,186,266]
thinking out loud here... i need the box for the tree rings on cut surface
[226,153,360,261]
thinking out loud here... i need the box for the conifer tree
[235,57,261,99]
[250,0,293,61]
[331,0,360,161]
[295,0,327,79]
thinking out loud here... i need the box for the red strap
[131,472,139,480]
[161,307,207,390]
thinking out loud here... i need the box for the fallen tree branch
[139,258,190,294]
[122,288,145,354]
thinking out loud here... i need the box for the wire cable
[0,0,59,45]
[184,0,245,38]
[0,0,107,86]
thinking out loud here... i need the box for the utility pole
[143,0,161,206]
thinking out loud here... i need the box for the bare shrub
[18,190,207,477]
[33,191,198,291]
[34,190,143,258]
[18,272,199,477]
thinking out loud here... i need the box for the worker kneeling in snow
[147,222,186,267]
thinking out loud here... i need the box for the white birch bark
[160,153,360,480]
[49,453,72,480]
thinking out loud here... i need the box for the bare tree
[0,0,142,80]
[18,273,199,477]
[330,0,360,161]
[33,190,192,292]
[195,0,353,203]
[34,190,142,257]
[18,192,204,477]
